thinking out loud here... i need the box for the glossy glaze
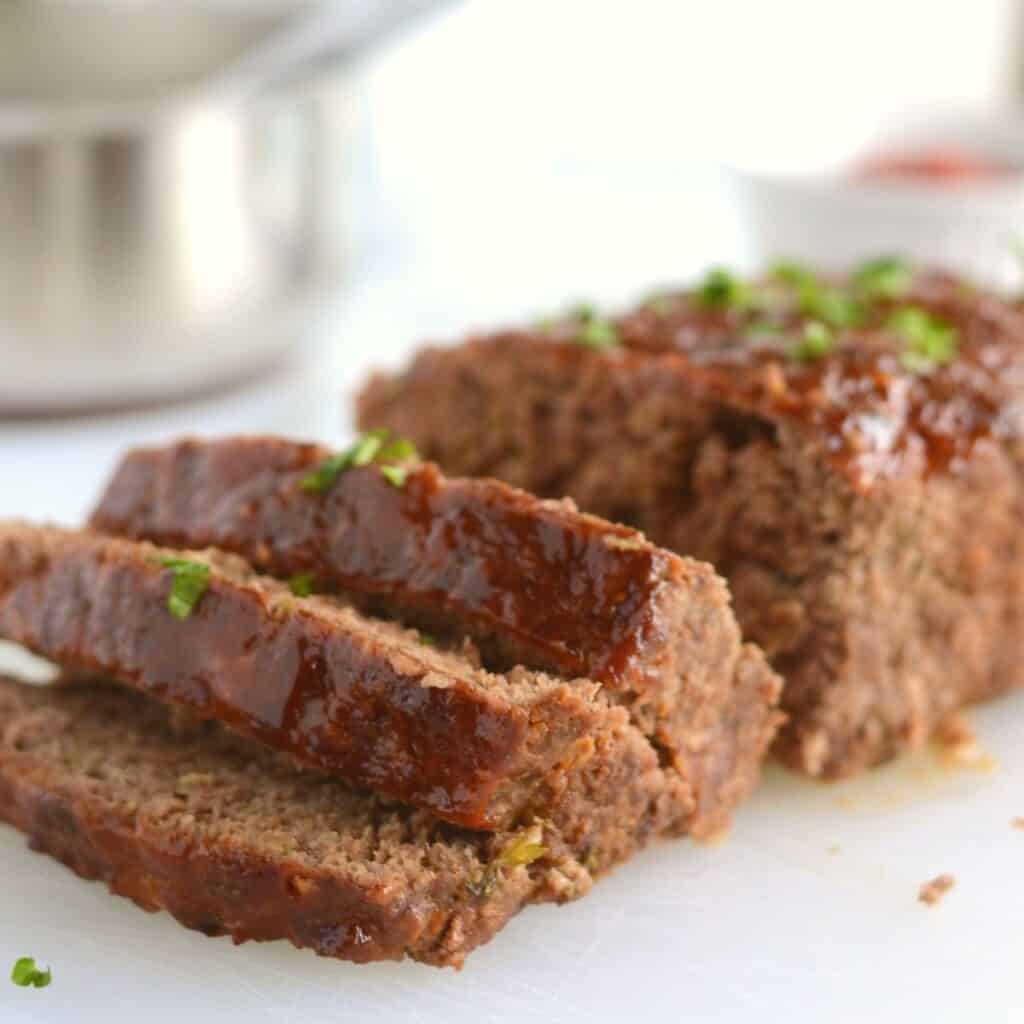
[0,526,541,829]
[92,441,683,692]
[536,271,1024,490]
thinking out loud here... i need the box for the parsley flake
[576,317,619,350]
[853,257,912,300]
[300,430,419,494]
[769,261,815,288]
[806,287,862,328]
[887,306,958,372]
[497,835,547,868]
[567,304,619,351]
[288,572,315,598]
[11,958,51,989]
[770,263,862,328]
[790,320,834,362]
[466,831,547,898]
[153,558,211,620]
[380,464,410,488]
[695,267,750,310]
[377,438,417,463]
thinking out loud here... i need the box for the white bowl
[729,108,1024,289]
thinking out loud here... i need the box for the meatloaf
[88,438,782,837]
[0,522,677,863]
[357,264,1024,778]
[0,674,589,968]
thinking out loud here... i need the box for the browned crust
[0,521,618,830]
[0,676,578,968]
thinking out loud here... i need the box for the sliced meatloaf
[357,265,1024,778]
[0,675,590,968]
[0,522,677,860]
[88,440,783,837]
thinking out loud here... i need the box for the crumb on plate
[932,713,997,773]
[918,874,955,906]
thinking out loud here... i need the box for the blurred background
[2,0,1024,519]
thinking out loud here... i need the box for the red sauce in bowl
[855,147,1013,184]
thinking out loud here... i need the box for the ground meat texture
[87,439,783,838]
[357,270,1024,778]
[0,676,592,968]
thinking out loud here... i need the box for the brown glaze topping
[0,523,552,829]
[538,266,1024,490]
[91,439,685,693]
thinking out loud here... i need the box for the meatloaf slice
[0,675,590,968]
[88,438,783,837]
[357,266,1024,778]
[0,521,679,854]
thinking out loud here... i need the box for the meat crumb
[918,874,955,906]
[692,826,730,847]
[932,714,997,773]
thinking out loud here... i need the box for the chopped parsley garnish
[300,429,386,493]
[887,306,958,372]
[153,558,211,620]
[569,304,619,351]
[852,256,912,300]
[377,437,417,463]
[497,835,547,868]
[804,287,862,329]
[11,958,51,989]
[789,320,834,362]
[695,267,749,310]
[300,430,419,493]
[769,261,815,288]
[466,832,547,898]
[288,572,315,598]
[576,317,619,350]
[416,631,437,646]
[379,464,410,488]
[769,262,862,328]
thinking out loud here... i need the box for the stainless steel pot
[0,1,443,412]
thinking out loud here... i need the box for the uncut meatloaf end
[0,676,592,968]
[357,301,1024,778]
[88,437,783,834]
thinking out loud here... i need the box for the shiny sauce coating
[545,271,1024,490]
